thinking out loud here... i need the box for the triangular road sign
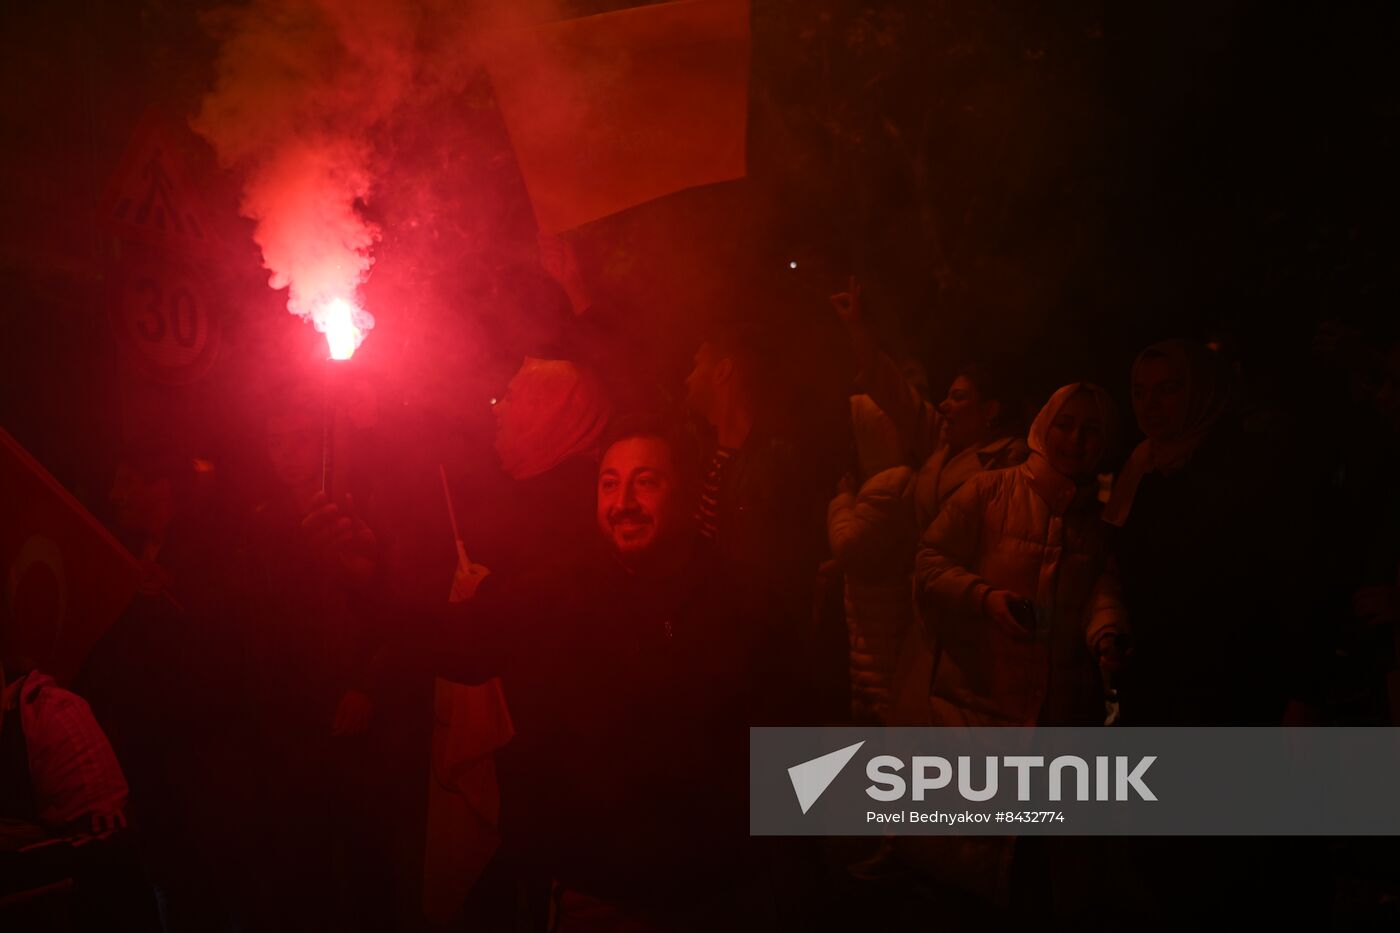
[98,108,217,254]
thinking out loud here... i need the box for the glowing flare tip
[320,297,372,360]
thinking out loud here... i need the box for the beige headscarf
[1024,383,1117,512]
[493,357,610,481]
[1102,339,1230,527]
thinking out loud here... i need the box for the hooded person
[915,382,1126,730]
[492,358,610,484]
[414,357,609,925]
[1,602,158,930]
[480,357,612,579]
[903,383,1127,909]
[827,396,918,723]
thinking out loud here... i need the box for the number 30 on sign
[110,258,221,384]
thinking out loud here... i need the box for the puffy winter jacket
[914,459,1124,727]
[828,466,917,722]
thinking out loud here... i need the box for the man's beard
[608,507,654,542]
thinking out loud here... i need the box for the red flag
[484,0,750,235]
[1,427,141,685]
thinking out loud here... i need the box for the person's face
[1131,355,1189,441]
[597,436,685,561]
[265,410,321,489]
[938,376,999,450]
[1044,390,1107,479]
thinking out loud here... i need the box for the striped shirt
[695,447,737,540]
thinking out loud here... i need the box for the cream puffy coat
[828,465,917,722]
[914,385,1125,728]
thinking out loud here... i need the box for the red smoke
[190,0,564,356]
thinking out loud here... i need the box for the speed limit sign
[109,257,221,384]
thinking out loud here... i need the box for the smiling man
[596,431,695,572]
[433,415,778,930]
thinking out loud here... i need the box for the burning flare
[318,297,374,360]
[191,0,561,360]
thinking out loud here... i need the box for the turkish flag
[1,427,141,685]
[484,0,750,235]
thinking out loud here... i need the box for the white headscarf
[493,358,610,481]
[1024,383,1117,511]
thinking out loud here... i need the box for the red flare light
[319,297,373,360]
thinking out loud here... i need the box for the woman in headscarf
[417,356,611,927]
[905,384,1126,910]
[915,383,1126,730]
[1104,338,1291,726]
[481,356,612,578]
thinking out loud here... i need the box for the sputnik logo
[788,741,865,814]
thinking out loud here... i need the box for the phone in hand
[1007,597,1038,632]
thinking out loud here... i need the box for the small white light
[489,397,498,406]
[788,261,798,270]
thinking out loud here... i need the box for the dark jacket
[236,498,385,729]
[1111,421,1300,725]
[434,538,780,916]
[711,433,827,612]
[709,432,839,720]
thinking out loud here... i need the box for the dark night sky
[0,0,1395,502]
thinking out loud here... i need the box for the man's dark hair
[600,412,704,493]
[704,322,778,399]
[956,358,1025,434]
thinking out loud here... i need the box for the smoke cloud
[191,0,561,351]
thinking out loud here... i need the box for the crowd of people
[2,273,1399,930]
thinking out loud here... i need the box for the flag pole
[439,464,470,566]
[321,359,336,495]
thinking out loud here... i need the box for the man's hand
[830,276,863,328]
[832,276,876,376]
[302,492,377,584]
[332,689,373,737]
